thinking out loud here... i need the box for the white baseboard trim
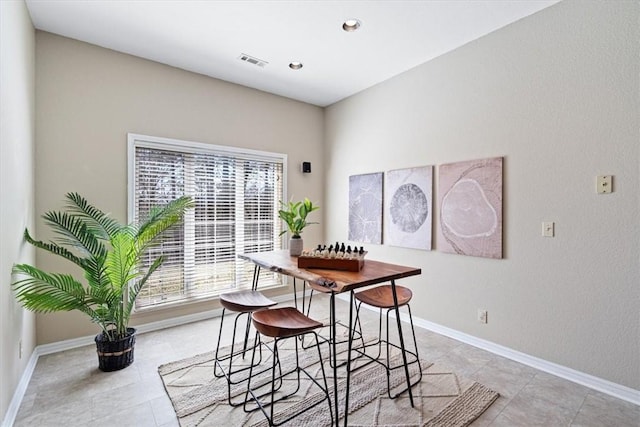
[340,293,639,405]
[4,292,637,427]
[36,308,226,356]
[411,316,640,406]
[1,349,38,427]
[38,291,297,356]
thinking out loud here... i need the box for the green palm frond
[83,256,109,289]
[65,192,121,239]
[24,229,86,269]
[105,231,138,295]
[42,210,107,259]
[12,264,94,315]
[136,196,194,250]
[125,256,163,319]
[87,282,114,306]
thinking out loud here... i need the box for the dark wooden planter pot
[95,327,136,372]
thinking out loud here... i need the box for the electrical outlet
[477,309,488,324]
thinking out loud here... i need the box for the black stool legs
[213,290,277,406]
[351,284,422,399]
[244,307,333,426]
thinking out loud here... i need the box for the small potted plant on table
[278,197,319,256]
[11,192,193,371]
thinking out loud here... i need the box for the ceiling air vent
[238,53,268,68]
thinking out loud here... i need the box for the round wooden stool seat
[220,290,277,313]
[354,284,412,309]
[252,307,323,339]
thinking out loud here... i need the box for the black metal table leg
[331,292,339,427]
[242,265,262,356]
[251,265,261,291]
[343,290,355,427]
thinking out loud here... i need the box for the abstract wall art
[349,172,383,244]
[438,157,503,259]
[385,166,433,250]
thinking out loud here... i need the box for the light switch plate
[596,175,612,194]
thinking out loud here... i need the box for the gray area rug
[158,337,499,426]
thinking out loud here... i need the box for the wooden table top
[239,250,421,294]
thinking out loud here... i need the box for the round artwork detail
[390,183,428,233]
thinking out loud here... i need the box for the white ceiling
[25,0,560,107]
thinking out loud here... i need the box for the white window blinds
[128,134,285,309]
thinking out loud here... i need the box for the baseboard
[37,291,297,355]
[335,292,639,405]
[5,292,637,427]
[410,316,640,406]
[1,349,38,427]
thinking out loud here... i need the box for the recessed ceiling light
[342,18,361,32]
[289,62,303,70]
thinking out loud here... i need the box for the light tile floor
[13,294,640,426]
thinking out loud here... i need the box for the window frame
[127,133,288,312]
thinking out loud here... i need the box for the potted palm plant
[278,197,319,256]
[11,192,193,371]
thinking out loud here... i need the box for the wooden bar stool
[214,289,277,406]
[351,284,422,399]
[244,307,333,426]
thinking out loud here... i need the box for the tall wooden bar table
[238,250,422,427]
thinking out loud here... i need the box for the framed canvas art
[385,166,433,250]
[438,157,503,259]
[349,172,383,244]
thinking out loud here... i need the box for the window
[128,134,286,309]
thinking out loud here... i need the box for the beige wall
[325,0,639,389]
[0,0,37,421]
[34,32,325,344]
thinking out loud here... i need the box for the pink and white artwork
[385,166,433,250]
[438,157,503,259]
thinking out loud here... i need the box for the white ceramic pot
[289,237,303,256]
